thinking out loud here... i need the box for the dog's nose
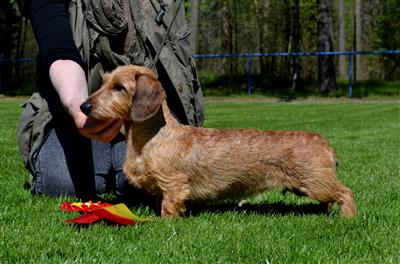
[80,102,93,115]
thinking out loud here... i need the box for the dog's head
[80,65,166,122]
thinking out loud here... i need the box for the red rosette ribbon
[60,201,112,213]
[60,201,155,225]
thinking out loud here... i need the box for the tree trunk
[232,0,239,74]
[190,0,199,54]
[354,0,363,80]
[317,0,337,92]
[338,0,347,79]
[282,0,292,79]
[15,17,28,83]
[221,0,230,74]
[292,0,303,91]
[253,0,270,74]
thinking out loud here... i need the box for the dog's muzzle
[80,102,93,115]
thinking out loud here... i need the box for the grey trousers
[30,117,133,200]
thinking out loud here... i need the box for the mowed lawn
[0,97,399,263]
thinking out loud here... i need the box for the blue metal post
[348,54,353,97]
[247,57,253,96]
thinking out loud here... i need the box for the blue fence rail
[193,50,400,96]
[0,57,35,63]
[1,50,399,96]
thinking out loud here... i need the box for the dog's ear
[130,74,165,122]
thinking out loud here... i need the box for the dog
[80,65,357,219]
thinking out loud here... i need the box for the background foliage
[0,0,399,95]
[193,0,400,78]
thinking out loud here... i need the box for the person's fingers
[91,119,123,142]
[83,118,115,134]
[73,110,123,141]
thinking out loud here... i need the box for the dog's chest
[125,156,147,182]
[124,153,162,194]
[131,156,146,175]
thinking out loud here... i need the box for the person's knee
[32,163,76,197]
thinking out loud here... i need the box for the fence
[1,50,400,96]
[193,50,400,96]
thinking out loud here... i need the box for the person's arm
[29,0,85,74]
[48,59,123,142]
[49,59,88,121]
[29,0,122,141]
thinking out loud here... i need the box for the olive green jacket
[17,0,204,171]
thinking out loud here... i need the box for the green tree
[374,0,400,79]
[0,1,20,93]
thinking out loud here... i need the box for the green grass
[1,97,399,263]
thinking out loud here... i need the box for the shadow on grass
[108,187,329,218]
[186,201,329,217]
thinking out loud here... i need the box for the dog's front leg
[161,194,186,218]
[160,176,190,218]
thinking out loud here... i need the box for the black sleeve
[28,0,86,74]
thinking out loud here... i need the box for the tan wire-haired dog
[80,65,356,219]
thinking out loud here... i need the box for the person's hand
[72,108,123,142]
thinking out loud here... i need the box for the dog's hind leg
[295,175,356,218]
[336,186,356,218]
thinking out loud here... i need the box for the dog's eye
[113,84,124,92]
